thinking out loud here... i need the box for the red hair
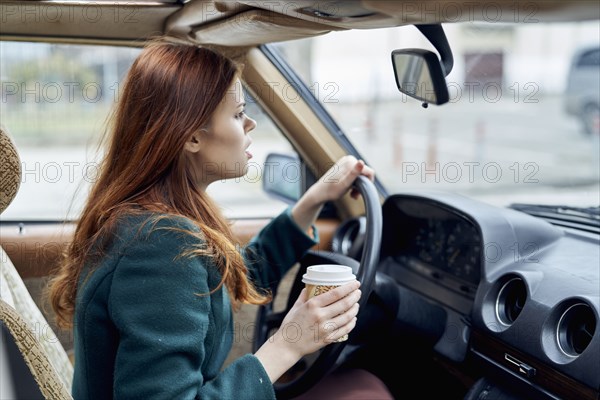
[49,38,269,329]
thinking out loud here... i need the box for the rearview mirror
[391,49,449,106]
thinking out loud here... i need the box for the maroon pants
[291,368,394,399]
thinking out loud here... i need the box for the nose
[245,115,257,134]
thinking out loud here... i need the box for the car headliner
[1,0,599,46]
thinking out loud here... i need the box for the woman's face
[186,78,257,189]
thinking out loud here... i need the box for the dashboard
[337,191,600,399]
[382,196,482,298]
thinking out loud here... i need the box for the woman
[49,38,390,399]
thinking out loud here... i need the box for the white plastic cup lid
[301,264,356,286]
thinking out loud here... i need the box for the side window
[0,41,293,221]
[1,41,140,221]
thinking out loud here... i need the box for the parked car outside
[564,44,600,136]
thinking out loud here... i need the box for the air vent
[557,303,597,357]
[495,277,527,326]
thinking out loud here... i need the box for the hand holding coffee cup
[302,265,358,342]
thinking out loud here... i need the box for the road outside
[3,94,599,222]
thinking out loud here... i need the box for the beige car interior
[1,0,598,397]
[0,126,73,399]
[1,1,595,44]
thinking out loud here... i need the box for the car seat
[0,125,73,399]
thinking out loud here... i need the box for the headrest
[0,126,22,214]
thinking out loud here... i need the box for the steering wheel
[253,175,383,399]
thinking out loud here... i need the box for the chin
[219,159,253,181]
[240,160,257,180]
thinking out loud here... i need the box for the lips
[245,141,252,159]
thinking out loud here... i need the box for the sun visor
[189,9,347,47]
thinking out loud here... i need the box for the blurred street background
[1,20,598,221]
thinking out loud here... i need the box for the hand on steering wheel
[253,175,382,399]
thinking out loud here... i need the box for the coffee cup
[302,264,357,342]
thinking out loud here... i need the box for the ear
[184,131,202,153]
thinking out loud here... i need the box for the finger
[322,157,357,185]
[325,317,358,343]
[311,280,360,307]
[323,293,360,324]
[341,155,358,166]
[341,161,365,192]
[293,288,308,307]
[326,301,360,329]
[358,161,375,181]
[343,160,363,183]
[322,289,361,319]
[354,159,365,172]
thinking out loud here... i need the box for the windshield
[275,21,600,207]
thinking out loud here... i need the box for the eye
[235,109,246,119]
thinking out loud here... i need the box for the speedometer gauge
[445,222,481,283]
[415,219,447,265]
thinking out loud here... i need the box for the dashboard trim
[471,329,599,400]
